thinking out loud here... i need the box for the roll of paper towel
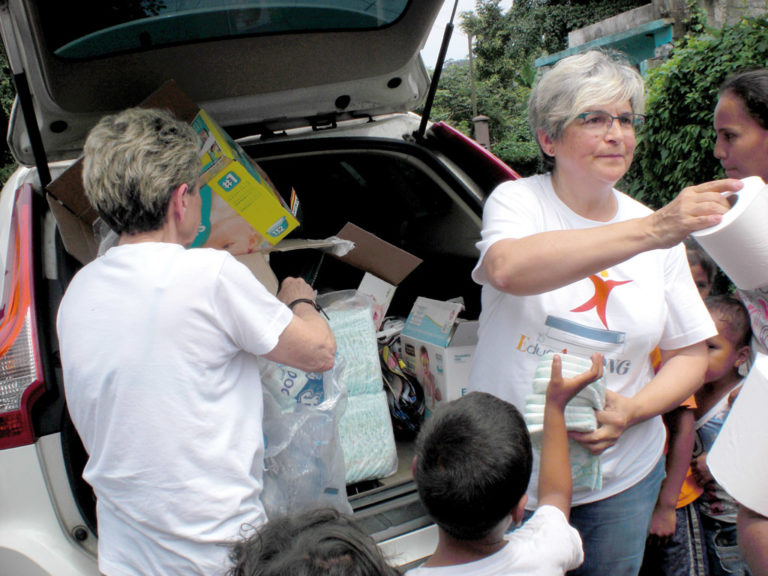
[707,352,768,517]
[691,176,768,290]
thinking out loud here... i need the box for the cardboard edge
[334,222,422,286]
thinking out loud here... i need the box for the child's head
[228,507,401,576]
[704,295,752,384]
[685,238,717,298]
[413,391,532,541]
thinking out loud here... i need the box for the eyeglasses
[575,111,646,134]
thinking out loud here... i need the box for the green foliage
[622,17,768,207]
[0,45,17,185]
[437,0,647,175]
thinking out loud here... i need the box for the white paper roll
[707,352,768,517]
[692,176,768,290]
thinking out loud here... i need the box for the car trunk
[47,120,499,555]
[1,0,518,569]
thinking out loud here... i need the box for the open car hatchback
[0,1,519,573]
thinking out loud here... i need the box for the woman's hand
[277,276,317,306]
[646,179,740,248]
[569,389,633,455]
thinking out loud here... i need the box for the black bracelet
[288,298,330,320]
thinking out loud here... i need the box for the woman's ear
[537,129,555,157]
[170,183,190,221]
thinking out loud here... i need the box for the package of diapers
[318,290,398,484]
[259,356,352,517]
[524,352,605,491]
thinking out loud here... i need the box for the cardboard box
[189,109,298,250]
[400,297,478,416]
[265,222,422,300]
[46,80,298,264]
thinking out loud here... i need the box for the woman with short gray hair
[468,49,740,575]
[82,107,201,235]
[57,106,336,575]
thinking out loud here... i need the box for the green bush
[622,16,768,207]
[0,45,17,186]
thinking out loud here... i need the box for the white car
[0,1,519,573]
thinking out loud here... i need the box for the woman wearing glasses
[467,50,740,576]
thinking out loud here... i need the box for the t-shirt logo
[571,271,632,329]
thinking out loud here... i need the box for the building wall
[701,0,768,28]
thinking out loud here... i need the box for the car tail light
[0,184,44,449]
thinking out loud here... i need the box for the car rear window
[37,0,411,59]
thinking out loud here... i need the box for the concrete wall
[568,5,657,46]
[569,0,766,49]
[701,0,768,28]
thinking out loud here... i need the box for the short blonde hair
[82,107,201,234]
[528,49,645,171]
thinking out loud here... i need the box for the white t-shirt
[57,243,293,576]
[469,174,716,507]
[406,506,583,576]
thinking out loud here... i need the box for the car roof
[0,0,444,166]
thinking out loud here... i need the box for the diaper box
[46,80,299,264]
[189,108,299,251]
[399,297,478,415]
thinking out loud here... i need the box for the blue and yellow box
[190,109,299,251]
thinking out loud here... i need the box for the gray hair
[528,49,645,171]
[82,107,201,235]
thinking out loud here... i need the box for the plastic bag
[259,355,352,517]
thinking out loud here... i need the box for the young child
[227,507,402,576]
[640,238,718,576]
[407,353,603,575]
[685,237,718,299]
[640,398,708,576]
[692,295,752,576]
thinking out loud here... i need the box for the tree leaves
[622,17,768,208]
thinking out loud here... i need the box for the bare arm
[539,353,604,518]
[571,341,708,455]
[649,407,696,541]
[263,277,336,373]
[483,180,737,295]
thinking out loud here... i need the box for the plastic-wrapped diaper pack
[524,352,605,491]
[317,290,398,485]
[259,356,351,517]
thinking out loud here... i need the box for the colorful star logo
[571,271,631,329]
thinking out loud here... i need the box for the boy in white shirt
[408,353,603,576]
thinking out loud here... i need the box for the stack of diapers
[524,352,606,491]
[318,290,398,485]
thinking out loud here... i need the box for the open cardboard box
[44,82,423,309]
[266,222,422,306]
[400,296,478,416]
[46,80,298,268]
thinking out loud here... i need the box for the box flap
[334,222,422,286]
[401,296,465,348]
[140,79,200,123]
[235,252,279,295]
[450,320,479,347]
[46,193,100,264]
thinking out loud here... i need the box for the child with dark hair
[408,353,603,575]
[685,237,718,298]
[227,507,402,576]
[692,295,752,576]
